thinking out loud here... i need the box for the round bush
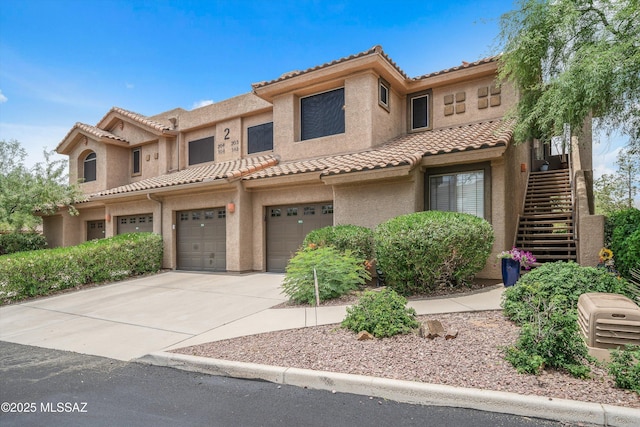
[342,288,419,338]
[282,246,370,305]
[374,211,494,295]
[303,225,374,261]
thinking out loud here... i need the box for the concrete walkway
[0,271,503,360]
[0,272,287,360]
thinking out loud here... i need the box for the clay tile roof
[246,120,513,180]
[251,45,408,89]
[412,55,501,81]
[100,106,173,133]
[90,155,278,198]
[59,122,129,147]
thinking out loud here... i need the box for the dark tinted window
[411,94,429,130]
[247,122,273,154]
[84,152,96,182]
[188,136,214,165]
[132,148,141,174]
[301,88,345,141]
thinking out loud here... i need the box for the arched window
[84,152,96,182]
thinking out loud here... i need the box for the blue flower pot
[501,258,521,287]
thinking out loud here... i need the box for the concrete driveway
[0,272,286,361]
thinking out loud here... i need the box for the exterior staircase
[516,169,577,263]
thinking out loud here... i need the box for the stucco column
[225,181,253,272]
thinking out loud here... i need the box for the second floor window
[189,136,214,165]
[84,152,96,182]
[248,122,274,154]
[132,148,141,175]
[409,90,432,131]
[301,87,345,141]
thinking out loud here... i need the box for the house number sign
[219,128,240,154]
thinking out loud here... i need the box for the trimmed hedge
[0,232,47,255]
[303,224,375,261]
[0,233,163,304]
[374,211,494,295]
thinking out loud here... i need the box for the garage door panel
[177,208,226,272]
[117,214,153,234]
[267,203,333,272]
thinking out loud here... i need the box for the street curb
[135,351,640,427]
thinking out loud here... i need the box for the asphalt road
[0,341,569,427]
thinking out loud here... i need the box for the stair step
[520,214,573,220]
[517,234,573,242]
[526,194,571,200]
[532,254,577,260]
[517,237,575,243]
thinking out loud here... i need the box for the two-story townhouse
[44,45,603,279]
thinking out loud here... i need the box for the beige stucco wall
[431,77,515,130]
[332,173,420,229]
[42,215,63,248]
[271,72,399,162]
[371,79,405,148]
[502,140,531,249]
[129,141,162,181]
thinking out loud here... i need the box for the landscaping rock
[357,331,374,341]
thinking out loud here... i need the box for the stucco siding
[333,175,418,229]
[42,215,63,248]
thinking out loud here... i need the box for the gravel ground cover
[174,309,640,408]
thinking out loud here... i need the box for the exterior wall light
[227,202,235,213]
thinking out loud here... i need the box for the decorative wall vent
[577,293,640,353]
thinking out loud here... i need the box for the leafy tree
[0,139,83,232]
[498,0,640,151]
[594,148,640,215]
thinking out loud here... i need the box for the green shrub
[303,225,374,261]
[606,208,640,279]
[616,229,640,280]
[502,262,631,325]
[0,232,47,255]
[0,233,163,304]
[501,262,632,378]
[342,288,419,338]
[282,246,370,305]
[374,211,494,295]
[505,294,590,378]
[608,345,640,393]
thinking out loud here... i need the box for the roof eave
[88,178,237,201]
[409,61,499,91]
[320,164,414,185]
[253,54,408,102]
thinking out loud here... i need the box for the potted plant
[497,248,536,286]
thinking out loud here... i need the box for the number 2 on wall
[224,128,230,140]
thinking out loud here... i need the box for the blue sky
[0,0,628,182]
